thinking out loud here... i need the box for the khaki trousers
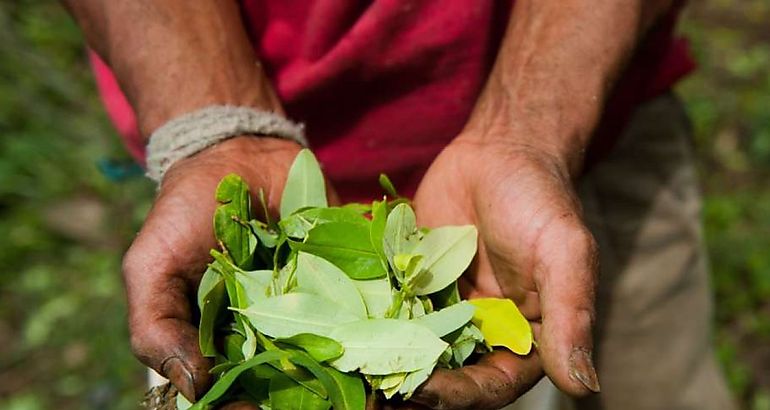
[511,93,735,410]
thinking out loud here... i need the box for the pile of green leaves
[183,150,532,410]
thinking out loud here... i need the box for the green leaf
[248,219,279,248]
[176,392,193,410]
[214,174,254,268]
[236,269,273,305]
[352,278,392,318]
[190,350,286,410]
[288,350,367,410]
[276,333,344,363]
[242,324,258,359]
[198,279,227,357]
[412,301,475,337]
[290,222,387,280]
[410,225,478,295]
[378,373,407,399]
[329,319,448,375]
[295,252,367,317]
[281,207,370,240]
[398,365,434,399]
[383,203,419,270]
[430,282,461,309]
[469,298,532,355]
[370,199,388,265]
[378,174,399,197]
[342,202,371,215]
[269,373,331,410]
[197,264,221,310]
[237,293,360,338]
[447,324,484,367]
[280,149,328,218]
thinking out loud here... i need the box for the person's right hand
[122,136,304,402]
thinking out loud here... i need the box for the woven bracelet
[145,105,307,183]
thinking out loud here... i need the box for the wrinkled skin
[123,137,305,402]
[407,137,599,410]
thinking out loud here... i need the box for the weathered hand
[123,137,307,402]
[409,138,599,409]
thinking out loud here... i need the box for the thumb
[123,237,213,402]
[534,218,600,396]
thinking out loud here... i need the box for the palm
[409,139,599,409]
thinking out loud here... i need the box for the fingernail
[162,357,197,401]
[569,347,601,393]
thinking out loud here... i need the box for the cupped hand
[123,137,308,403]
[408,137,599,409]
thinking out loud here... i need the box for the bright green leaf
[214,174,254,267]
[288,350,367,410]
[269,373,331,410]
[190,350,286,410]
[276,333,344,363]
[378,174,399,197]
[290,222,386,280]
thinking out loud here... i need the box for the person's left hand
[406,134,600,409]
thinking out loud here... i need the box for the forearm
[63,0,282,139]
[465,0,674,175]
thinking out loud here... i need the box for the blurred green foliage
[0,0,768,409]
[0,1,153,409]
[679,1,770,408]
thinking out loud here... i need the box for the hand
[409,137,599,409]
[123,137,308,402]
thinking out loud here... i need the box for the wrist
[163,136,301,189]
[459,95,595,178]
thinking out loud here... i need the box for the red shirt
[91,0,694,202]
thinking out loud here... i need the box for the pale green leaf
[236,269,273,305]
[295,252,367,317]
[398,365,434,399]
[383,203,418,269]
[280,149,328,218]
[379,373,407,399]
[242,324,258,360]
[237,293,360,338]
[197,264,221,310]
[176,391,193,410]
[329,319,448,375]
[290,222,386,280]
[411,225,478,295]
[353,278,392,318]
[412,301,475,337]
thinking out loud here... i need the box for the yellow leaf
[468,298,533,355]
